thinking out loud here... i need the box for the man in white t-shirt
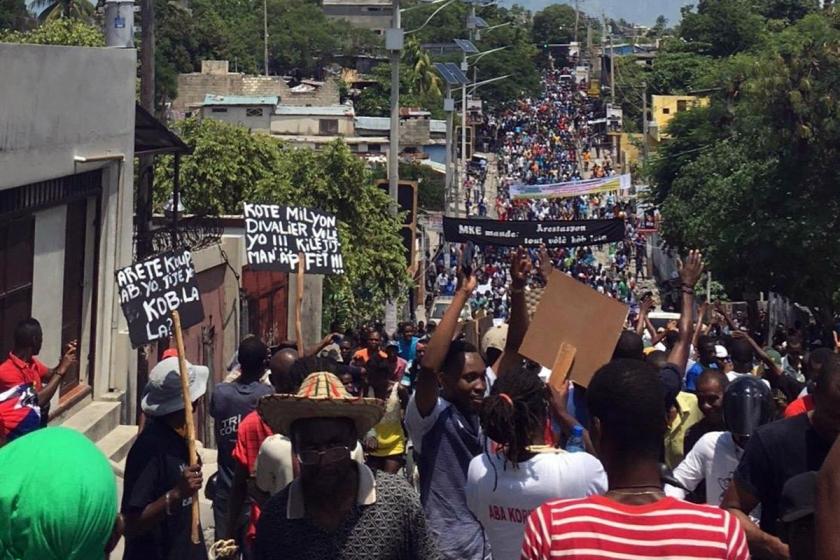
[666,376,773,516]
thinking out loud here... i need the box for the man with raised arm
[406,249,530,560]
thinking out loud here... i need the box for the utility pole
[609,35,615,99]
[138,0,156,423]
[385,0,402,334]
[444,84,454,270]
[460,51,467,218]
[264,0,269,76]
[140,0,154,112]
[642,80,649,163]
[574,0,579,44]
[610,33,617,163]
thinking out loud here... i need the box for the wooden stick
[548,342,577,393]
[295,252,305,356]
[171,310,201,545]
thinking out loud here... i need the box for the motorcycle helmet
[723,376,773,439]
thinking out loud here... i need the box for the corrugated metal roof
[355,116,447,134]
[355,116,390,131]
[275,105,355,117]
[202,94,279,106]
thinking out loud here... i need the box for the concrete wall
[651,95,708,139]
[201,105,272,131]
[0,44,136,190]
[271,115,355,136]
[173,66,340,113]
[0,43,137,410]
[400,118,431,146]
[323,10,391,31]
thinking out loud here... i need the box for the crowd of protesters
[4,67,840,560]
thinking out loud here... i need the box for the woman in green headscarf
[0,427,122,560]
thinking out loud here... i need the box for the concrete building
[321,0,392,34]
[272,104,356,136]
[200,94,278,132]
[650,94,708,141]
[172,60,340,116]
[0,44,136,422]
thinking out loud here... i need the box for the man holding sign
[122,356,209,560]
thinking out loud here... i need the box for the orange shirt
[0,353,49,392]
[352,348,387,364]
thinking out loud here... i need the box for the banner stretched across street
[443,217,625,247]
[510,174,632,200]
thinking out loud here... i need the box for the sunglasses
[297,446,351,467]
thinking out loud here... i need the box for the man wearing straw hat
[254,371,440,559]
[122,355,209,560]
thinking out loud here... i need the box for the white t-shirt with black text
[465,449,607,560]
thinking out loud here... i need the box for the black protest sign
[443,217,624,248]
[244,203,344,274]
[115,249,204,348]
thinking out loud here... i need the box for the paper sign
[244,204,344,274]
[519,270,628,387]
[115,248,204,348]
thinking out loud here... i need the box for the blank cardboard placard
[519,270,629,387]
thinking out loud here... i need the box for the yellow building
[650,95,709,142]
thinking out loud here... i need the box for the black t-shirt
[121,419,208,560]
[734,413,831,536]
[210,380,273,498]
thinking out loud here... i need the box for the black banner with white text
[443,217,625,247]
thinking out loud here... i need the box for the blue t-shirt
[406,396,489,560]
[685,362,717,392]
[398,336,419,362]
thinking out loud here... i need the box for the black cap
[779,471,817,523]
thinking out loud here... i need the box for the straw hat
[258,372,385,437]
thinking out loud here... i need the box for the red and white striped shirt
[521,495,750,560]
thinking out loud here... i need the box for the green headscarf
[0,427,117,560]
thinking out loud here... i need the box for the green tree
[0,17,103,45]
[0,0,33,31]
[678,0,765,57]
[154,118,410,325]
[653,12,840,315]
[756,0,818,23]
[531,4,583,46]
[404,36,442,97]
[32,0,93,22]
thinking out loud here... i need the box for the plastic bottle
[565,424,586,453]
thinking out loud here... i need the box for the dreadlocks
[480,365,548,468]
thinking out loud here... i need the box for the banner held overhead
[443,217,625,248]
[510,174,632,200]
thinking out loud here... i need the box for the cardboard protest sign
[115,248,204,348]
[244,203,344,274]
[519,270,628,388]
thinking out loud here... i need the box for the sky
[501,0,694,26]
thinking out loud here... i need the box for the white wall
[0,44,136,190]
[0,44,137,411]
[31,205,67,373]
[271,115,354,136]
